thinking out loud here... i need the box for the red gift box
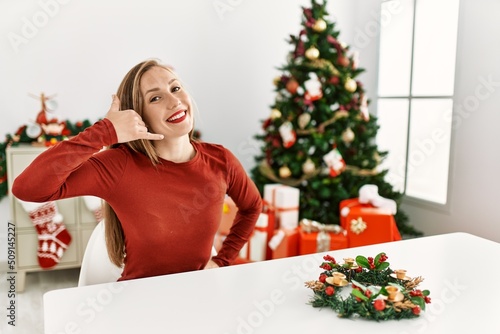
[339,198,402,248]
[298,220,348,255]
[262,205,278,260]
[268,228,299,259]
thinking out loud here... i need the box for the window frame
[375,0,460,212]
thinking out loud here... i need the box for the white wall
[401,0,500,242]
[0,0,380,229]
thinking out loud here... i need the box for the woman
[12,59,262,281]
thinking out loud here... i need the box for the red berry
[323,255,336,263]
[368,257,374,263]
[319,274,327,283]
[410,290,422,297]
[379,254,388,263]
[412,306,421,315]
[424,296,431,304]
[364,290,372,298]
[325,286,335,296]
[320,263,332,270]
[373,299,386,311]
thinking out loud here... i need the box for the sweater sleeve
[12,119,122,202]
[211,149,263,267]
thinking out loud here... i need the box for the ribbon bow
[300,219,344,234]
[358,184,397,214]
[300,219,345,253]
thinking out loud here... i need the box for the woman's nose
[170,99,181,110]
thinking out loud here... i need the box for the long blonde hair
[104,59,195,267]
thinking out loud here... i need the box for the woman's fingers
[106,95,163,143]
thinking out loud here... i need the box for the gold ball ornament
[305,46,320,60]
[279,166,292,178]
[270,108,282,119]
[302,158,316,174]
[273,76,281,86]
[298,113,311,129]
[312,19,327,32]
[344,78,357,93]
[341,127,355,144]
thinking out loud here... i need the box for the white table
[44,232,500,334]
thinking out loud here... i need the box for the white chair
[78,221,123,287]
[78,221,218,287]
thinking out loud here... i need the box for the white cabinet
[6,145,98,292]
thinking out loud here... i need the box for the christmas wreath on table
[305,252,431,321]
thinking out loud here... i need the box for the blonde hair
[104,59,195,267]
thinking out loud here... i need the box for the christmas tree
[251,0,421,236]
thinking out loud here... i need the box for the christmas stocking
[83,196,104,222]
[18,200,72,269]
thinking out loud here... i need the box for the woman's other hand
[204,259,220,270]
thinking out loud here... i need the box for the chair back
[78,221,219,286]
[78,221,123,286]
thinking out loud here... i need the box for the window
[376,0,460,205]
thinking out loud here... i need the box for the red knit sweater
[12,119,262,280]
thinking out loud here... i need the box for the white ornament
[323,148,345,177]
[330,103,340,111]
[304,73,323,101]
[279,121,296,148]
[26,123,42,139]
[45,99,58,111]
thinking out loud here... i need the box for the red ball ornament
[286,79,299,94]
[329,76,340,85]
[412,306,421,315]
[338,55,350,67]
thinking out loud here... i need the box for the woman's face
[140,66,193,140]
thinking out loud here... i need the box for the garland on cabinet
[0,92,94,201]
[0,118,93,201]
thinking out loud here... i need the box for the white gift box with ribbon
[263,184,300,230]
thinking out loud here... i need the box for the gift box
[263,184,300,230]
[298,219,348,255]
[339,198,402,248]
[268,228,299,259]
[262,206,277,260]
[239,213,269,262]
[219,196,238,236]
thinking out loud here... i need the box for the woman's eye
[150,96,160,103]
[172,86,181,93]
